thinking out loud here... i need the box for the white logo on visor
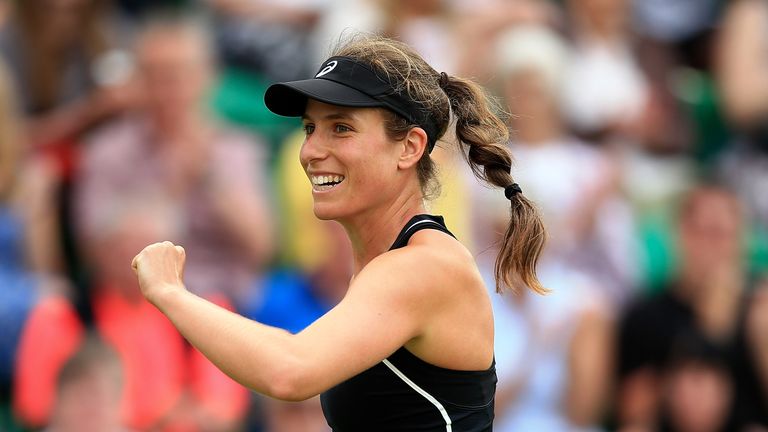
[316,60,338,78]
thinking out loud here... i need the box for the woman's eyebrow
[302,112,357,122]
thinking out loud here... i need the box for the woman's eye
[303,124,315,135]
[334,124,351,133]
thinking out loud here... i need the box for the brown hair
[332,35,547,294]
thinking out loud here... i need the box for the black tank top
[320,214,497,432]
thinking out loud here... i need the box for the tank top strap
[389,214,455,251]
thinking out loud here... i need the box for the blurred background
[0,0,767,431]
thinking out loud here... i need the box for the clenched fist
[131,241,187,305]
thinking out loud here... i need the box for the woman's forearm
[154,287,307,400]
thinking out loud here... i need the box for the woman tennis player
[132,35,546,431]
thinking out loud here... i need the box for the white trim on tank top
[381,358,453,432]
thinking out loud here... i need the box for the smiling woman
[131,34,547,432]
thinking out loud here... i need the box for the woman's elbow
[266,365,317,402]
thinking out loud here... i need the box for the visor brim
[264,79,385,117]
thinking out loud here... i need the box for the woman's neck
[342,187,426,275]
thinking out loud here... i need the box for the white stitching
[382,359,453,432]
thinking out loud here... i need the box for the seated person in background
[14,204,249,431]
[75,13,274,303]
[617,184,768,431]
[45,334,128,432]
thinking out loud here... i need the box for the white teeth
[310,174,345,189]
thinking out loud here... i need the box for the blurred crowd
[0,0,767,431]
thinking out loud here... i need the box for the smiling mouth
[310,175,345,191]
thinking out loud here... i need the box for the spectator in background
[14,204,249,430]
[0,0,138,149]
[76,14,274,302]
[0,58,64,274]
[0,62,63,281]
[716,0,768,229]
[657,332,734,432]
[562,0,698,287]
[618,185,768,431]
[45,335,127,432]
[630,0,720,71]
[627,0,728,169]
[0,0,140,301]
[0,59,66,430]
[561,0,648,141]
[478,25,614,432]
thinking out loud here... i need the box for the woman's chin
[312,204,344,221]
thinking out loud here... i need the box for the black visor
[264,56,439,151]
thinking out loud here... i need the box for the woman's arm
[132,241,445,401]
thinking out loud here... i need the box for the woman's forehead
[303,100,380,122]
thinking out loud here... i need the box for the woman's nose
[299,133,329,166]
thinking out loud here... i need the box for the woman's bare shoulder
[359,229,483,300]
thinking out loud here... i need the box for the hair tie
[438,72,450,89]
[504,183,522,200]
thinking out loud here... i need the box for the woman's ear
[398,127,428,170]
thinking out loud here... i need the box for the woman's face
[679,190,743,272]
[137,28,212,125]
[300,100,404,221]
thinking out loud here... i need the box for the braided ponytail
[442,75,547,294]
